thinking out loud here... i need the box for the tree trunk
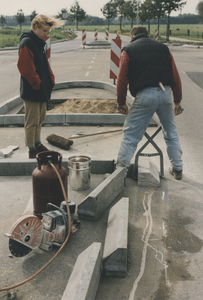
[148,19,150,35]
[120,16,122,30]
[166,14,170,41]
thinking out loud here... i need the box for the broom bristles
[46,133,73,150]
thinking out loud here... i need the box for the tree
[123,0,138,28]
[69,1,87,30]
[101,0,117,29]
[150,0,165,35]
[56,8,68,20]
[196,1,203,23]
[113,0,125,30]
[0,15,6,27]
[29,10,37,22]
[162,0,186,40]
[15,9,25,29]
[56,8,68,29]
[140,0,155,34]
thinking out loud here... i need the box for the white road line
[85,71,89,77]
[129,190,154,300]
[129,190,169,300]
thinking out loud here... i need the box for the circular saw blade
[6,215,43,257]
[9,238,33,257]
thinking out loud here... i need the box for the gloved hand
[174,103,183,116]
[117,104,128,115]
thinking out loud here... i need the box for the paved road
[0,33,203,300]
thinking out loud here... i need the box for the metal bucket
[68,156,91,190]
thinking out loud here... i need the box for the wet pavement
[0,87,203,300]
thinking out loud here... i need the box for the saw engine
[5,201,80,257]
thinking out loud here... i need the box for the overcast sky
[0,0,200,18]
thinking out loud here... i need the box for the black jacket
[17,30,54,102]
[123,34,175,97]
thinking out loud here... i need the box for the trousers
[117,86,183,176]
[23,99,46,147]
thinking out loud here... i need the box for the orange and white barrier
[110,39,122,79]
[106,28,109,40]
[117,30,121,40]
[82,29,86,47]
[68,29,72,39]
[155,29,158,41]
[43,36,51,62]
[95,28,98,41]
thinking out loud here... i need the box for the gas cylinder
[32,151,67,219]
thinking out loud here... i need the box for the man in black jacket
[17,14,63,158]
[116,26,183,180]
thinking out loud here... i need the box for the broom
[46,129,122,150]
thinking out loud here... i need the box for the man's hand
[174,103,183,116]
[117,104,128,115]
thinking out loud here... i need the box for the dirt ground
[48,99,118,114]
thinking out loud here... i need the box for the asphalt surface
[0,33,203,300]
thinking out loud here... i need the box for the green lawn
[0,23,203,48]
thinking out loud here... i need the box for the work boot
[29,148,38,159]
[169,166,182,180]
[36,143,49,153]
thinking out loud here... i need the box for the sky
[0,0,200,18]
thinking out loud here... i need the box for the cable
[0,162,71,292]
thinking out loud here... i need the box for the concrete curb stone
[103,197,129,277]
[61,242,102,300]
[77,167,125,221]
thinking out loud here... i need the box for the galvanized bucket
[68,156,91,190]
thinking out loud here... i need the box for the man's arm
[116,50,129,115]
[17,46,41,90]
[169,52,183,115]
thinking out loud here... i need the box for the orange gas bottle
[32,151,67,219]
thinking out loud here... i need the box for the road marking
[88,66,92,69]
[129,189,169,299]
[129,190,154,300]
[85,71,89,77]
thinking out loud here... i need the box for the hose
[0,162,71,292]
[46,202,69,241]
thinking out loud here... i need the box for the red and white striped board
[106,28,109,40]
[43,36,51,63]
[155,29,158,41]
[82,29,86,47]
[68,29,72,39]
[95,28,98,41]
[110,39,122,79]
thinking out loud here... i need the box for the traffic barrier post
[155,29,158,41]
[95,29,98,41]
[110,39,122,85]
[43,36,51,63]
[106,28,109,41]
[82,29,86,48]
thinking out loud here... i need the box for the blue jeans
[117,86,183,176]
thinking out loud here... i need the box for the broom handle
[68,128,122,140]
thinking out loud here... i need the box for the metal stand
[132,125,164,179]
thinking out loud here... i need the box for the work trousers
[23,99,46,147]
[117,86,183,176]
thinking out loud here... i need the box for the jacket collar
[131,33,149,43]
